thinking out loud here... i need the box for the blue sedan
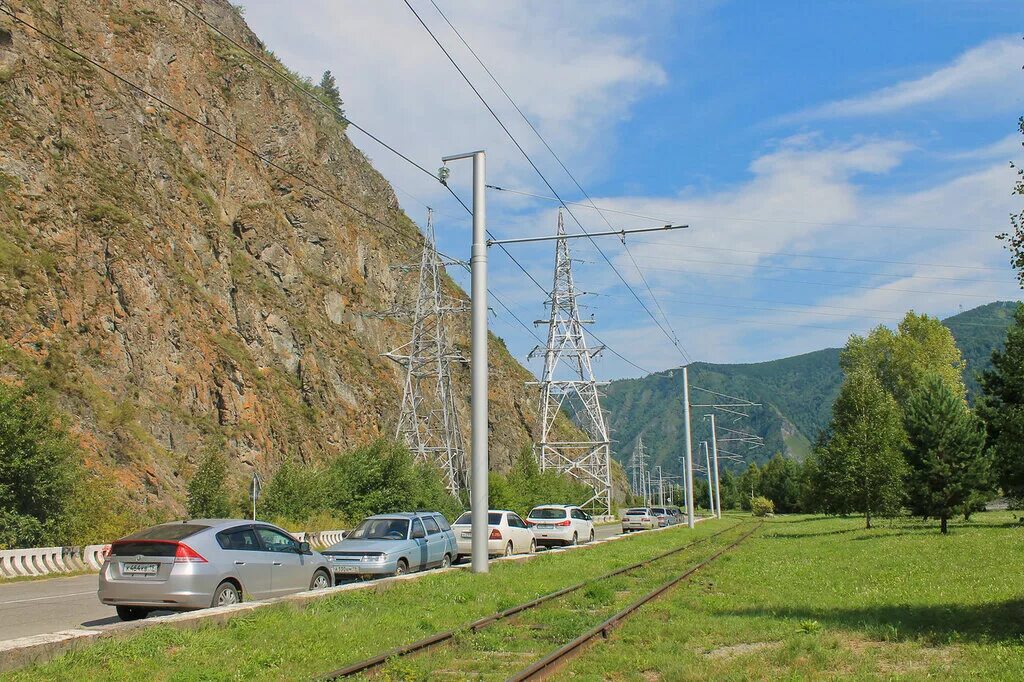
[321,511,457,579]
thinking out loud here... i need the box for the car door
[215,524,272,600]
[422,516,445,566]
[409,518,429,570]
[255,526,308,597]
[434,515,456,558]
[508,513,531,551]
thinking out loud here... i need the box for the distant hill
[603,301,1020,474]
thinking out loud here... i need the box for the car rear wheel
[115,605,148,621]
[395,559,409,576]
[529,539,536,553]
[212,581,241,608]
[571,532,578,546]
[440,553,452,569]
[504,541,513,557]
[589,529,595,543]
[309,570,331,591]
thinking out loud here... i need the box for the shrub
[186,449,233,519]
[750,496,775,517]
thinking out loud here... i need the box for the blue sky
[238,1,1024,378]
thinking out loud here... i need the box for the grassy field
[563,512,1024,680]
[8,518,738,681]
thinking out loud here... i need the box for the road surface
[0,521,625,642]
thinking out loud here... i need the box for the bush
[750,496,775,517]
[186,449,233,519]
[0,383,82,548]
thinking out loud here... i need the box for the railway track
[508,522,761,681]
[318,520,756,681]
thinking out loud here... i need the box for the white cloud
[787,36,1024,121]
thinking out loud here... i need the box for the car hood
[323,539,410,554]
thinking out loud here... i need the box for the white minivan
[526,505,595,547]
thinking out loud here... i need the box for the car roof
[365,511,441,520]
[530,504,575,509]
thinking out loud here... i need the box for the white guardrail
[0,531,347,580]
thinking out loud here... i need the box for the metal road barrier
[0,530,347,579]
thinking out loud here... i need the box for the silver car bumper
[98,564,217,610]
[327,557,400,577]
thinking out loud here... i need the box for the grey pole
[683,366,695,528]
[702,441,714,516]
[442,150,488,574]
[709,414,722,519]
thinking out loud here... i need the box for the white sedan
[452,510,536,559]
[526,505,595,547]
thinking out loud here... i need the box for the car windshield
[528,508,567,520]
[454,512,502,525]
[626,508,649,515]
[349,518,409,540]
[652,508,667,515]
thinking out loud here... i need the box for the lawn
[8,518,738,681]
[562,512,1024,680]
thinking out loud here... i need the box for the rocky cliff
[0,0,579,516]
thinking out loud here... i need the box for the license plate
[123,562,157,575]
[537,524,553,529]
[461,532,471,538]
[336,566,357,573]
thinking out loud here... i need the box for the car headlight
[361,554,388,563]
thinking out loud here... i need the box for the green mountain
[603,301,1020,475]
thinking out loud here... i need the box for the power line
[426,0,684,354]
[487,184,998,235]
[403,0,693,365]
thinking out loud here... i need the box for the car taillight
[489,529,502,540]
[555,519,571,527]
[174,543,207,563]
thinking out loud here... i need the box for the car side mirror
[298,541,311,554]
[412,529,425,540]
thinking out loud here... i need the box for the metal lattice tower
[529,210,612,515]
[630,436,647,498]
[384,210,468,495]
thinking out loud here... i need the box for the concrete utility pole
[442,150,488,574]
[702,441,714,516]
[708,414,722,519]
[682,366,695,528]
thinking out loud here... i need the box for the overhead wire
[403,0,693,365]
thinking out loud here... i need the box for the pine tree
[978,304,1024,503]
[186,449,233,519]
[815,368,907,528]
[996,116,1024,285]
[904,375,991,533]
[318,70,345,122]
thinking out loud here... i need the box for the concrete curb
[0,518,714,673]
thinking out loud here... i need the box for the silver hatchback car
[98,519,333,621]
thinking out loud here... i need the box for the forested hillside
[604,301,1020,473]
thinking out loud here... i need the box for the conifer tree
[318,69,345,122]
[978,304,1024,503]
[904,375,991,533]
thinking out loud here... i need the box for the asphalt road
[0,521,627,642]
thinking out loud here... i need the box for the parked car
[452,510,535,559]
[321,511,456,579]
[621,507,658,532]
[650,507,670,527]
[98,520,333,621]
[526,504,595,547]
[665,506,684,524]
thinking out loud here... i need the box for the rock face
[0,0,573,514]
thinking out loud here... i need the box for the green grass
[562,512,1024,680]
[8,520,737,680]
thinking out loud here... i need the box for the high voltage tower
[384,210,468,495]
[630,436,648,499]
[529,211,612,515]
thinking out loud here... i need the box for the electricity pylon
[529,210,612,515]
[384,210,467,495]
[630,436,647,499]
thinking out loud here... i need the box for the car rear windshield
[528,508,567,519]
[110,541,180,557]
[120,523,208,542]
[349,518,409,540]
[625,508,649,515]
[652,508,667,514]
[454,512,503,525]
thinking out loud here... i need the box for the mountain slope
[603,301,1020,473]
[0,0,585,518]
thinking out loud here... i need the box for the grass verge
[8,519,737,680]
[561,512,1024,680]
